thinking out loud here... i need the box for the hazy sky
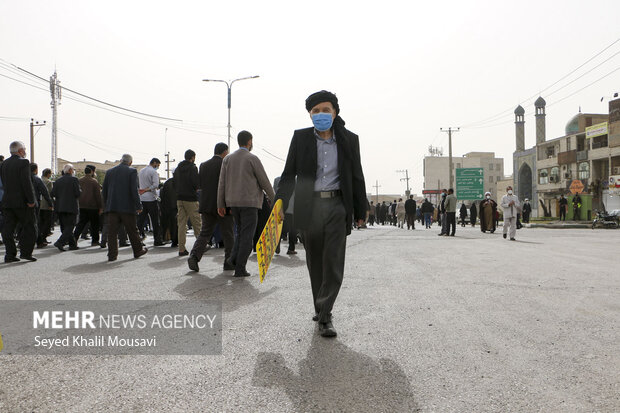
[1,0,619,196]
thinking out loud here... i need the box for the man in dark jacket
[174,149,201,256]
[30,163,53,248]
[51,164,81,251]
[73,166,103,246]
[0,141,37,262]
[188,143,234,272]
[470,202,478,227]
[559,194,568,221]
[404,195,416,230]
[275,90,366,338]
[160,177,178,247]
[421,198,433,228]
[522,199,532,223]
[102,154,148,261]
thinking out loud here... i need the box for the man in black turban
[275,90,367,338]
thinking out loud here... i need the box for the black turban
[305,90,340,114]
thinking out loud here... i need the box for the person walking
[421,198,433,228]
[470,201,478,227]
[445,188,457,236]
[188,143,235,272]
[479,192,497,233]
[459,202,468,227]
[73,165,103,246]
[396,198,406,228]
[273,176,298,255]
[138,158,165,246]
[559,194,568,221]
[218,131,274,277]
[174,150,202,256]
[275,90,366,338]
[160,176,178,247]
[39,168,54,245]
[51,164,81,251]
[30,163,53,248]
[101,154,148,261]
[501,185,520,241]
[522,198,531,223]
[368,201,375,226]
[572,193,582,221]
[0,141,37,262]
[405,195,416,230]
[438,189,448,236]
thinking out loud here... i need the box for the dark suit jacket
[0,154,36,208]
[32,174,53,209]
[102,163,141,214]
[405,199,416,214]
[275,127,366,235]
[51,174,81,214]
[198,155,224,214]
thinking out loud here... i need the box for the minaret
[535,96,546,144]
[515,105,525,151]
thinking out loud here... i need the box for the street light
[202,76,260,149]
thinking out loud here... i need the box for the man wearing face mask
[138,158,165,246]
[275,90,367,338]
[500,186,520,241]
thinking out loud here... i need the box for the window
[550,167,559,183]
[546,146,555,158]
[489,163,494,170]
[566,137,571,151]
[497,163,502,171]
[578,162,590,179]
[539,169,549,185]
[592,135,608,149]
[489,176,494,183]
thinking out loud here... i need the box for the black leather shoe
[134,248,148,258]
[108,256,117,262]
[312,313,319,321]
[53,242,65,252]
[319,321,337,337]
[188,255,199,272]
[20,255,37,262]
[119,242,129,247]
[510,238,516,241]
[233,270,251,277]
[224,258,236,270]
[178,250,189,257]
[69,245,80,251]
[287,250,297,255]
[91,241,100,246]
[100,242,107,248]
[503,233,507,239]
[4,256,20,263]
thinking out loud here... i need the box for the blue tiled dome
[565,114,579,135]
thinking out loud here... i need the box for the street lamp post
[202,76,259,148]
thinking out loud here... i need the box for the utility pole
[397,169,411,197]
[50,71,61,174]
[165,152,175,180]
[29,118,46,163]
[372,180,381,204]
[440,127,459,189]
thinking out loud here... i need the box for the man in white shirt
[138,158,165,246]
[500,185,520,241]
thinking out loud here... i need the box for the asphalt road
[1,223,619,412]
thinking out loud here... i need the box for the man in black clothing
[51,164,81,251]
[30,163,53,248]
[174,149,201,256]
[522,199,531,223]
[0,141,37,262]
[160,177,178,247]
[404,195,416,230]
[188,143,235,272]
[275,90,366,338]
[559,194,568,221]
[572,193,582,221]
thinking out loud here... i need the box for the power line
[461,36,620,128]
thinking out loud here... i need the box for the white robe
[500,194,521,219]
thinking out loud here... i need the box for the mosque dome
[535,96,546,107]
[514,105,525,115]
[565,114,580,135]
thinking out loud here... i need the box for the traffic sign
[456,168,484,200]
[569,179,584,194]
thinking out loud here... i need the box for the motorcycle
[592,209,619,229]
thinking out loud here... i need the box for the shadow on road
[174,272,277,313]
[63,260,124,274]
[252,332,419,412]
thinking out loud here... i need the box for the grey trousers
[302,197,347,324]
[191,212,234,261]
[230,207,258,273]
[503,217,517,239]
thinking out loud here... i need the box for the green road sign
[456,168,484,200]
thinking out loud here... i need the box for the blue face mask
[311,113,333,132]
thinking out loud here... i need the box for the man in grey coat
[501,185,520,241]
[218,131,274,277]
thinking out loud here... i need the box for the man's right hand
[218,208,226,217]
[27,203,35,208]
